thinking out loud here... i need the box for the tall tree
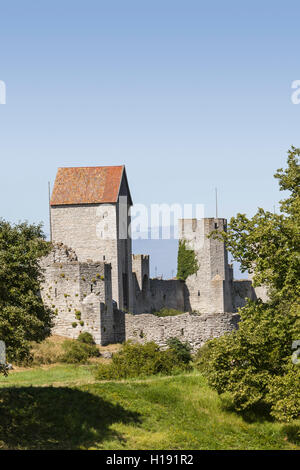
[199,148,300,421]
[218,146,300,304]
[0,220,53,364]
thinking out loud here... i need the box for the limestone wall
[51,200,133,310]
[41,261,82,339]
[247,273,270,303]
[40,244,114,344]
[116,201,133,311]
[50,203,122,306]
[232,280,256,310]
[132,277,185,314]
[81,290,114,345]
[125,312,239,351]
[179,218,233,313]
[132,254,150,291]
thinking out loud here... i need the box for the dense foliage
[77,331,96,345]
[0,220,53,364]
[60,338,100,364]
[152,307,184,317]
[177,239,199,281]
[166,337,192,364]
[95,340,192,380]
[201,148,300,421]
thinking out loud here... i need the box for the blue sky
[0,0,299,277]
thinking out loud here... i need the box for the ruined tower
[50,165,133,310]
[178,218,234,313]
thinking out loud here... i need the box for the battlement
[41,165,258,347]
[40,243,114,344]
[179,217,227,239]
[178,217,233,314]
[132,253,150,294]
[132,254,149,261]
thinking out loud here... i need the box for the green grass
[0,364,96,388]
[0,365,299,450]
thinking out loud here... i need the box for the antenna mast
[215,187,218,218]
[48,181,52,242]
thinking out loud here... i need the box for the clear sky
[0,1,299,277]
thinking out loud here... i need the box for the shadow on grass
[220,395,273,423]
[282,424,300,445]
[237,402,274,424]
[0,386,141,449]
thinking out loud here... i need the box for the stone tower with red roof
[50,165,133,311]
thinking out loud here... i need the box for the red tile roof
[50,165,127,206]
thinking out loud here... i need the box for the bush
[166,337,192,364]
[77,332,95,345]
[95,341,191,380]
[194,342,213,374]
[266,362,300,422]
[198,301,300,419]
[29,337,65,365]
[201,151,300,421]
[60,339,100,364]
[152,308,184,317]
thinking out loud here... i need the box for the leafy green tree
[0,220,53,364]
[217,146,299,303]
[201,148,300,421]
[177,239,199,281]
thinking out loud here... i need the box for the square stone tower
[178,218,234,313]
[50,165,133,311]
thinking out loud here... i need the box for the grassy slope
[0,366,299,450]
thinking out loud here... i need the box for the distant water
[46,230,248,280]
[133,237,248,280]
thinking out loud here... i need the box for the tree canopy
[0,220,53,363]
[217,146,299,304]
[201,147,300,421]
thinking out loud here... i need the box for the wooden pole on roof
[48,181,52,242]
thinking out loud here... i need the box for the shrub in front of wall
[95,341,191,380]
[75,310,81,320]
[152,308,184,317]
[60,339,100,364]
[166,337,192,364]
[29,338,65,365]
[194,342,213,374]
[77,331,95,345]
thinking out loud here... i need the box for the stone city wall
[132,278,185,314]
[124,311,240,351]
[40,244,114,343]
